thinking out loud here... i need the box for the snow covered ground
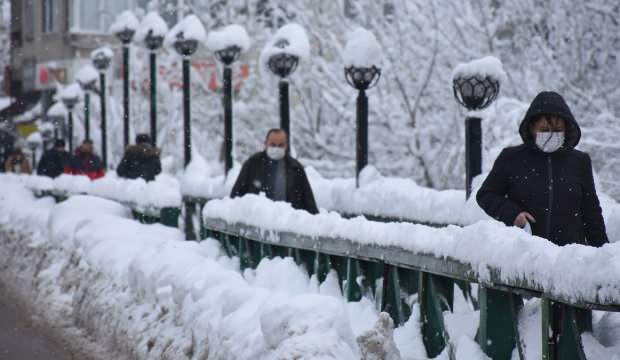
[2,174,620,358]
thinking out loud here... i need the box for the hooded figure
[37,139,70,178]
[116,134,161,182]
[477,91,607,247]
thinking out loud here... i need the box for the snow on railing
[12,173,181,224]
[202,193,620,358]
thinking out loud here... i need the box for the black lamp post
[173,32,199,241]
[60,89,80,154]
[267,41,300,138]
[145,31,164,147]
[76,67,98,142]
[113,26,135,149]
[92,48,113,169]
[452,75,500,198]
[173,32,199,167]
[214,45,242,174]
[345,66,381,187]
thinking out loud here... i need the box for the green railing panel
[419,273,451,358]
[329,255,347,290]
[160,207,180,228]
[315,252,331,283]
[184,202,197,240]
[382,265,405,326]
[477,287,523,360]
[260,243,273,259]
[345,258,362,302]
[542,299,588,360]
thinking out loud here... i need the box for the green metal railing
[202,216,620,360]
[30,186,617,359]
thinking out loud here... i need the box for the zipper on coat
[546,155,553,239]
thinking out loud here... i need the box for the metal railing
[201,210,620,360]
[28,185,619,360]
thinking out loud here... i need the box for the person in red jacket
[65,140,105,180]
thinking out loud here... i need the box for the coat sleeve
[581,154,608,247]
[476,149,524,226]
[230,159,252,198]
[299,167,319,215]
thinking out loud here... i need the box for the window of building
[43,0,55,33]
[70,0,134,33]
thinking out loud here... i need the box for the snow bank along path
[0,176,396,359]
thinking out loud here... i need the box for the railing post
[477,287,523,360]
[345,258,362,302]
[419,272,451,358]
[542,298,588,360]
[184,201,196,240]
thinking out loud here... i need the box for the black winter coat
[37,149,70,178]
[116,144,162,182]
[477,91,608,247]
[231,151,319,214]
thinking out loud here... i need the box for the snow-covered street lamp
[207,25,250,174]
[91,47,113,168]
[166,15,205,168]
[452,56,504,198]
[166,15,206,242]
[60,83,82,153]
[136,12,168,146]
[343,28,382,187]
[111,10,138,149]
[260,23,310,142]
[75,65,99,141]
[26,132,42,169]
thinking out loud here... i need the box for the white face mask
[535,131,564,153]
[266,146,286,160]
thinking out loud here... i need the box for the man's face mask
[266,146,286,160]
[535,131,564,153]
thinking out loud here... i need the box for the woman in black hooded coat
[477,91,608,247]
[477,91,608,348]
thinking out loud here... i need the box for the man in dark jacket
[37,139,70,178]
[231,129,319,214]
[477,91,607,247]
[65,140,105,180]
[116,134,161,182]
[477,91,607,346]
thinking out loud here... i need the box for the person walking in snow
[65,139,105,180]
[37,139,70,178]
[476,91,608,345]
[116,134,161,182]
[4,147,31,174]
[231,128,319,214]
